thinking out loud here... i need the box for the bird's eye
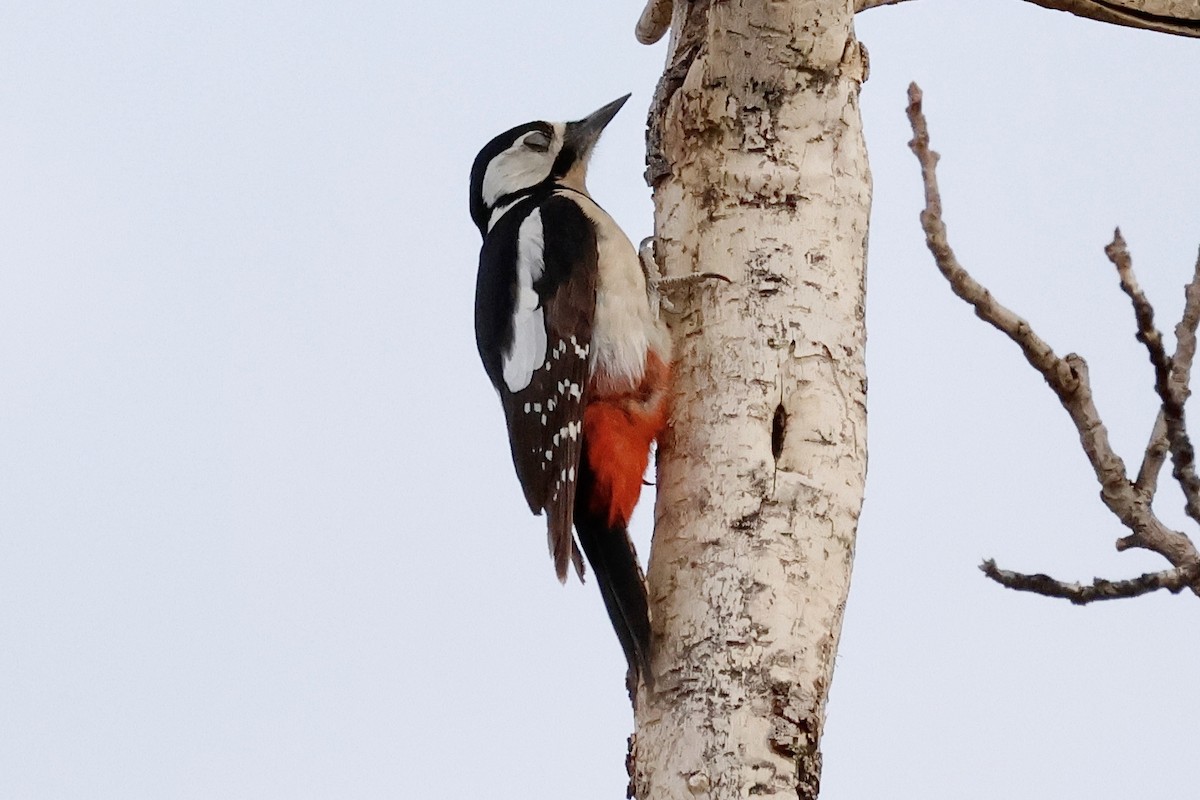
[523,131,551,152]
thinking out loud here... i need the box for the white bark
[632,1,870,798]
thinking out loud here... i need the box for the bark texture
[631,2,870,797]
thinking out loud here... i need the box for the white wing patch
[502,211,547,392]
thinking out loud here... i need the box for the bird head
[469,94,630,234]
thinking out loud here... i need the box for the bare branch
[1135,248,1200,497]
[1108,233,1200,522]
[906,83,1130,508]
[635,0,672,45]
[980,559,1199,604]
[905,81,1200,599]
[1137,414,1172,495]
[855,0,918,10]
[1021,0,1200,38]
[855,0,1200,36]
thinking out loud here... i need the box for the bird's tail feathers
[574,510,653,693]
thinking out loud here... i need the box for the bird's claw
[638,237,731,315]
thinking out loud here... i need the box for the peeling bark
[632,2,870,797]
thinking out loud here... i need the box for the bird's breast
[557,190,671,394]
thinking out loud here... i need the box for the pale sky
[2,1,1197,798]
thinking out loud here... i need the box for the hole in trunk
[771,403,787,462]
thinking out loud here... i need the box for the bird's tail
[573,477,653,693]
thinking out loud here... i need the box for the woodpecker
[470,95,670,689]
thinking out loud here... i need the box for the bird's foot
[638,236,731,314]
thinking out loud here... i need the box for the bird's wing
[482,194,597,582]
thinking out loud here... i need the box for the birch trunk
[632,1,870,797]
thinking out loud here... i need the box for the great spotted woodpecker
[470,95,669,688]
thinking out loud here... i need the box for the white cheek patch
[482,145,549,207]
[481,124,567,209]
[502,211,546,392]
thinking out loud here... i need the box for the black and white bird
[470,95,671,689]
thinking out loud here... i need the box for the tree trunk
[631,1,870,797]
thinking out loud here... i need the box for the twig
[980,559,1199,605]
[905,81,1200,599]
[1107,231,1200,520]
[1133,258,1200,497]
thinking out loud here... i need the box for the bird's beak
[564,94,631,159]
